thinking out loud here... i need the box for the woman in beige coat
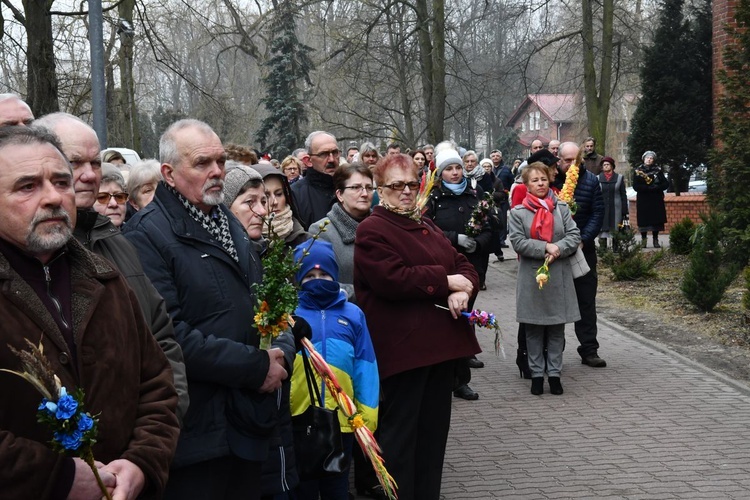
[509,163,581,396]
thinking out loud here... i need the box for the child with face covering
[290,240,379,500]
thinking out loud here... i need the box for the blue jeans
[295,433,355,500]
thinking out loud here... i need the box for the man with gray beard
[123,119,293,499]
[0,126,179,499]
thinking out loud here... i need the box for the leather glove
[457,234,477,253]
[291,315,312,352]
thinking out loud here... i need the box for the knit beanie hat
[435,148,463,178]
[294,240,339,283]
[642,151,656,161]
[223,162,262,207]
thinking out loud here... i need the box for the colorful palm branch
[416,168,437,213]
[299,337,398,500]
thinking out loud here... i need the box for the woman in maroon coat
[354,153,480,500]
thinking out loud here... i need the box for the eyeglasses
[343,184,374,193]
[96,192,129,204]
[311,149,340,160]
[382,181,419,191]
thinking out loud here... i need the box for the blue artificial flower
[54,430,83,451]
[55,390,79,420]
[77,413,94,432]
[38,398,57,415]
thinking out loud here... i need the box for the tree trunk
[22,0,59,116]
[119,0,140,152]
[581,0,614,153]
[415,0,446,144]
[430,0,446,144]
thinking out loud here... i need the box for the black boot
[653,233,661,248]
[515,349,532,379]
[531,377,544,395]
[548,377,564,395]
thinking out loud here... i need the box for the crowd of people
[0,91,671,500]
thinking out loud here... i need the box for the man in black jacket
[291,131,338,228]
[35,112,190,421]
[557,142,606,367]
[123,119,294,500]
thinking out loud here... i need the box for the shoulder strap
[301,348,323,407]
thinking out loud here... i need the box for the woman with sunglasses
[354,153,480,500]
[93,163,130,227]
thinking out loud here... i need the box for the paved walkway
[441,250,750,499]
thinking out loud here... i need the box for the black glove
[291,315,312,352]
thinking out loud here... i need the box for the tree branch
[49,0,127,17]
[1,0,25,24]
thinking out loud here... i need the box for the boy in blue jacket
[291,240,379,500]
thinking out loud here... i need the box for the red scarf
[604,172,614,181]
[522,191,556,242]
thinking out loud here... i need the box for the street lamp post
[89,0,107,148]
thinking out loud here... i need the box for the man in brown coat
[0,126,179,499]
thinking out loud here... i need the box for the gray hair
[462,149,478,162]
[0,126,67,168]
[559,141,579,154]
[127,159,162,197]
[34,112,90,131]
[101,163,127,192]
[359,141,379,157]
[304,131,335,153]
[159,119,216,166]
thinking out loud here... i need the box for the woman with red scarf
[509,163,582,396]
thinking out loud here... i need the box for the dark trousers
[379,360,455,500]
[165,456,262,500]
[495,202,509,255]
[296,433,355,500]
[574,240,600,358]
[454,356,471,389]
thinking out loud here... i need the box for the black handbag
[292,348,348,480]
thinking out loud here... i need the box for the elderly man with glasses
[291,130,340,228]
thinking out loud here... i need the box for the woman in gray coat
[309,163,373,302]
[509,163,581,396]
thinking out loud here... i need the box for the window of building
[521,121,526,132]
[528,111,540,131]
[618,142,628,161]
[616,119,629,133]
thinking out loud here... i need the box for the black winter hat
[527,149,559,167]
